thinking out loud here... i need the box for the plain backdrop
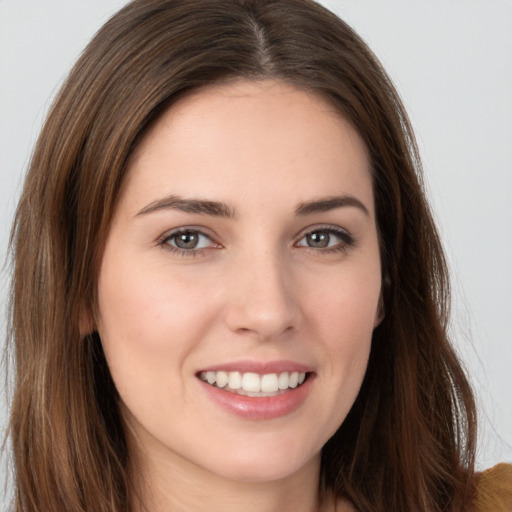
[1,0,511,507]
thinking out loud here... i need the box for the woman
[5,0,511,511]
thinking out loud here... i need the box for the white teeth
[216,371,228,388]
[278,372,289,390]
[227,371,242,390]
[242,372,261,392]
[261,373,279,393]
[200,370,307,394]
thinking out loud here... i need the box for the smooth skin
[95,80,382,512]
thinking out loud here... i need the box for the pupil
[175,232,198,249]
[308,232,329,248]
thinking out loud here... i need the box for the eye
[295,227,354,251]
[160,229,217,253]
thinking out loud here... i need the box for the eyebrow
[136,193,370,218]
[295,195,370,217]
[136,195,237,218]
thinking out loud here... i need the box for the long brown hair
[7,1,476,510]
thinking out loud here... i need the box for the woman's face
[96,80,382,484]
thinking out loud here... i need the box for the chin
[200,439,321,484]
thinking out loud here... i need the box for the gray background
[1,0,511,507]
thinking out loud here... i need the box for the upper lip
[197,359,314,375]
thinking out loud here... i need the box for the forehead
[121,79,373,215]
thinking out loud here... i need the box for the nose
[224,248,300,340]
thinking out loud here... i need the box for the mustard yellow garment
[473,463,512,512]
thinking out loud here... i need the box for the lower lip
[198,375,314,420]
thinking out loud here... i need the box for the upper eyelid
[159,226,217,242]
[294,224,352,240]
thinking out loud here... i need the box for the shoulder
[324,464,512,512]
[472,463,512,512]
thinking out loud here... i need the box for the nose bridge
[225,242,299,339]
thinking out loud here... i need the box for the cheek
[301,264,379,417]
[304,259,381,341]
[98,255,214,345]
[95,251,220,400]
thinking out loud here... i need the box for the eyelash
[157,226,357,257]
[295,226,357,254]
[157,228,217,257]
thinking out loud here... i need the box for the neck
[130,442,326,512]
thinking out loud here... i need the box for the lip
[197,360,315,420]
[197,359,314,375]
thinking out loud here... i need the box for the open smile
[199,370,308,397]
[197,364,315,420]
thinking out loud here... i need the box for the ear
[373,293,385,328]
[79,303,96,337]
[373,273,390,328]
